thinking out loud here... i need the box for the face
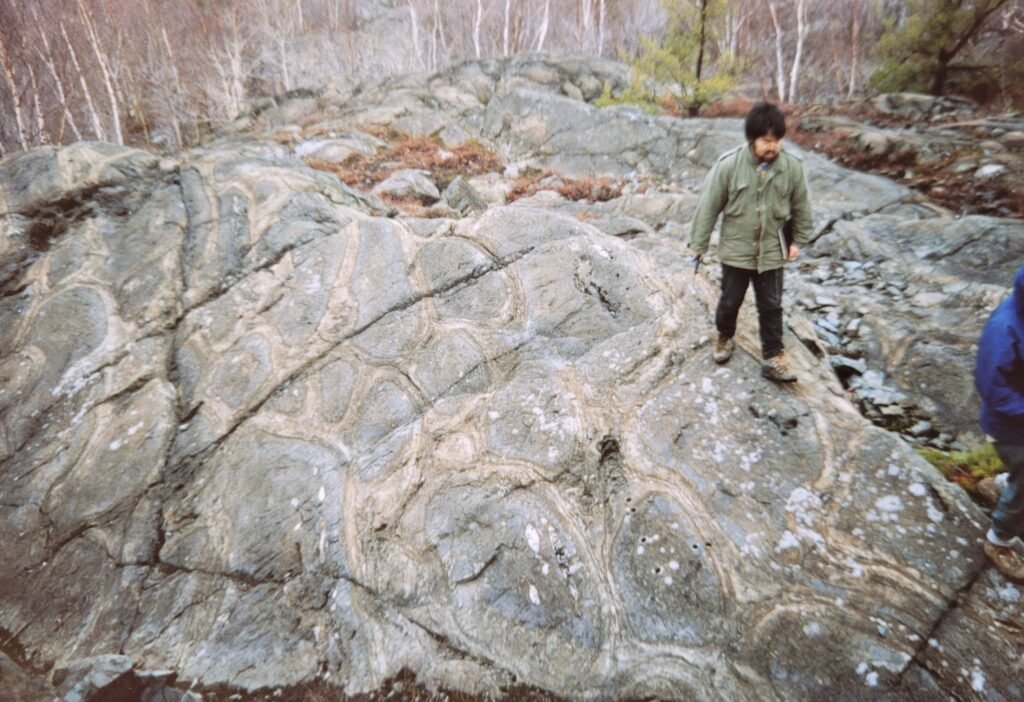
[752,133,782,164]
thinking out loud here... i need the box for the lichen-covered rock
[2,56,1023,701]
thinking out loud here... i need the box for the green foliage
[871,0,1011,95]
[918,443,1005,482]
[600,0,739,115]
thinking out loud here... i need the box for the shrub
[918,443,1004,494]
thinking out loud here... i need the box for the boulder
[372,168,441,201]
[443,175,488,215]
[2,55,1023,701]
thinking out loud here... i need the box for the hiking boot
[977,473,1009,508]
[713,335,735,364]
[761,353,797,382]
[984,541,1024,582]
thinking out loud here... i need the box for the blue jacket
[976,266,1024,444]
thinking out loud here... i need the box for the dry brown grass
[788,114,1023,218]
[306,133,503,195]
[699,96,759,118]
[506,169,623,204]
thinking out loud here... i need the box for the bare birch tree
[766,0,787,101]
[0,31,29,150]
[31,6,82,142]
[765,0,810,102]
[76,0,123,144]
[61,21,105,141]
[409,1,424,69]
[787,0,808,102]
[536,0,551,51]
[161,26,185,146]
[473,0,484,58]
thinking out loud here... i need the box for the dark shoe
[977,473,1008,508]
[713,334,735,364]
[984,541,1024,582]
[761,353,797,382]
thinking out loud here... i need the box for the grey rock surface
[372,168,441,201]
[2,55,1023,700]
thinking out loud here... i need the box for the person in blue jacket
[975,264,1024,581]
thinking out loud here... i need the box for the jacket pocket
[724,180,749,217]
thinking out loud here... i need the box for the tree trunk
[788,0,808,103]
[161,26,184,147]
[0,34,30,150]
[27,60,47,145]
[473,0,483,58]
[409,2,423,70]
[848,0,861,99]
[503,0,511,56]
[598,0,606,56]
[32,6,82,142]
[278,35,291,91]
[691,0,708,116]
[930,51,950,96]
[767,0,787,102]
[61,21,105,140]
[580,0,593,52]
[536,0,550,52]
[76,0,123,144]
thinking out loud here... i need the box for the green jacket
[689,144,813,272]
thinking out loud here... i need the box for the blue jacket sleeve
[984,324,1024,418]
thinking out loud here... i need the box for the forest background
[0,0,1022,155]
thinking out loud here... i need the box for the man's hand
[787,244,801,261]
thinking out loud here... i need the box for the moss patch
[918,443,1005,498]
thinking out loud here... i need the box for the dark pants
[992,443,1024,543]
[715,263,784,359]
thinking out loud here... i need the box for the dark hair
[744,102,786,142]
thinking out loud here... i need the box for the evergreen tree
[872,0,1011,96]
[602,0,739,115]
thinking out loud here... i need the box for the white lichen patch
[994,582,1020,603]
[739,450,762,472]
[908,482,927,497]
[712,441,728,463]
[529,584,540,605]
[776,531,800,552]
[875,495,903,512]
[803,622,822,637]
[525,524,541,554]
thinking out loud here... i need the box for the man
[975,264,1024,581]
[689,102,813,382]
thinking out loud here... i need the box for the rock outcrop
[2,56,1023,701]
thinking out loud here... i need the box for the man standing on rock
[689,102,813,382]
[975,264,1024,581]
